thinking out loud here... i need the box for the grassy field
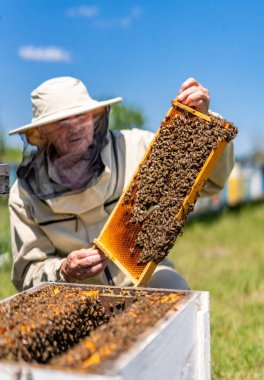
[0,197,17,298]
[0,197,263,378]
[169,202,264,379]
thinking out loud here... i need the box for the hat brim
[9,97,122,135]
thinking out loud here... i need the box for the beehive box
[0,164,9,195]
[0,283,210,380]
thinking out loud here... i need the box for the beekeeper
[8,76,234,291]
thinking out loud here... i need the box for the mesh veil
[17,108,110,199]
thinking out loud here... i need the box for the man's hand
[60,248,108,282]
[177,77,210,115]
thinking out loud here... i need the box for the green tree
[109,104,145,131]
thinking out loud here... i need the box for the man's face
[39,111,100,156]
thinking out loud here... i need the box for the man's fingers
[178,84,209,99]
[185,99,207,110]
[69,248,104,260]
[179,77,199,93]
[74,261,108,279]
[77,254,108,268]
[180,90,210,105]
[177,79,210,114]
[67,248,107,269]
[178,85,201,101]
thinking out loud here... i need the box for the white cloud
[94,17,132,29]
[93,7,143,30]
[66,6,99,18]
[131,6,143,18]
[120,17,132,28]
[66,5,143,29]
[18,46,71,62]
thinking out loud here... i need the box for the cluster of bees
[0,284,187,374]
[124,106,238,264]
[0,286,108,363]
[50,291,185,373]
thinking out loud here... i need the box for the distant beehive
[0,164,9,195]
[227,163,245,206]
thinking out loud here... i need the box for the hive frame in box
[0,283,210,380]
[95,100,232,286]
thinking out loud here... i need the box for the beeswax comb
[95,100,237,286]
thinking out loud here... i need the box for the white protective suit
[9,128,234,291]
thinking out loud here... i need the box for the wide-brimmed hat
[9,76,122,135]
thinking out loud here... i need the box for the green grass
[0,198,263,377]
[169,203,264,379]
[2,147,22,164]
[0,197,17,299]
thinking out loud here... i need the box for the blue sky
[0,0,263,157]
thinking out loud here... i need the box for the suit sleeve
[200,110,235,196]
[200,142,234,196]
[9,183,65,291]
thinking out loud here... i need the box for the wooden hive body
[0,283,210,380]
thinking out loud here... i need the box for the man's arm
[9,182,65,291]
